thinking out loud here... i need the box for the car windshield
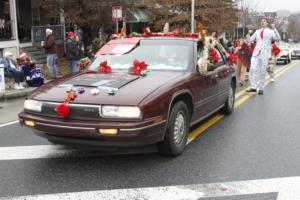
[89,39,193,72]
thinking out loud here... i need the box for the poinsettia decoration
[130,59,148,76]
[55,87,77,117]
[98,61,112,74]
[209,49,219,65]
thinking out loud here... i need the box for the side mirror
[207,63,215,72]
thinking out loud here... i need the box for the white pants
[249,55,268,90]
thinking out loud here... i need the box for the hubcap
[174,112,186,145]
[228,87,234,109]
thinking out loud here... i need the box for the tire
[220,81,235,115]
[284,60,287,65]
[158,101,190,157]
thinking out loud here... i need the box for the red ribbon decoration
[55,103,70,117]
[209,49,219,64]
[98,61,112,74]
[131,59,148,76]
[55,89,77,117]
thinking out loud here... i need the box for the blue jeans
[68,60,80,73]
[46,54,58,78]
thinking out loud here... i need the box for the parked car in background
[276,46,292,64]
[291,45,300,60]
[19,37,236,157]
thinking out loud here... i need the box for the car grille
[40,102,101,120]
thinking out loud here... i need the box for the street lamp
[191,0,195,33]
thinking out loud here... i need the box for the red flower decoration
[209,49,219,64]
[98,61,112,74]
[131,59,148,76]
[55,103,70,117]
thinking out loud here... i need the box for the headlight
[24,100,42,112]
[100,106,142,118]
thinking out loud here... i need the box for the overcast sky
[245,0,300,12]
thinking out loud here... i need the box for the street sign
[112,6,123,22]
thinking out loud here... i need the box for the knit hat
[19,50,27,58]
[67,31,75,38]
[46,28,53,34]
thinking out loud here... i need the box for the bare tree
[287,14,300,42]
[144,0,238,34]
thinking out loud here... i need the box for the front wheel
[158,101,190,157]
[220,81,235,115]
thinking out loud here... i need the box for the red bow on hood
[98,61,112,74]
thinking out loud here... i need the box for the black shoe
[258,90,264,95]
[246,88,257,93]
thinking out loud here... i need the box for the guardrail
[31,25,64,43]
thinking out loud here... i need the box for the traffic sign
[112,6,122,22]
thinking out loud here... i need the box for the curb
[0,88,36,101]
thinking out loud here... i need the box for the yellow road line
[235,62,295,99]
[187,61,299,142]
[188,114,224,142]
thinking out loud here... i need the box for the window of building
[0,0,13,41]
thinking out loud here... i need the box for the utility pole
[191,0,195,33]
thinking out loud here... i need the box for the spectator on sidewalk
[17,50,30,66]
[66,31,81,73]
[0,51,25,90]
[22,60,44,87]
[41,28,58,79]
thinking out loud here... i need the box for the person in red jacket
[41,28,58,79]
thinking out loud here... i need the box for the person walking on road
[235,38,252,86]
[41,28,58,79]
[246,18,281,95]
[268,41,281,82]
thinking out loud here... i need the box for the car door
[215,47,234,105]
[190,44,221,124]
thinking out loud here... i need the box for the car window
[89,40,193,72]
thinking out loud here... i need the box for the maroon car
[19,37,236,157]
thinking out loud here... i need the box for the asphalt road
[0,62,300,199]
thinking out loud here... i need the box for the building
[0,0,151,61]
[0,0,64,60]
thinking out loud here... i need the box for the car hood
[279,50,289,56]
[29,71,186,105]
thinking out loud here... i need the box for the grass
[40,58,70,80]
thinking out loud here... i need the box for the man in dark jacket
[42,28,58,79]
[66,32,81,73]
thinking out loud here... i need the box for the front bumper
[19,112,166,147]
[276,57,288,63]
